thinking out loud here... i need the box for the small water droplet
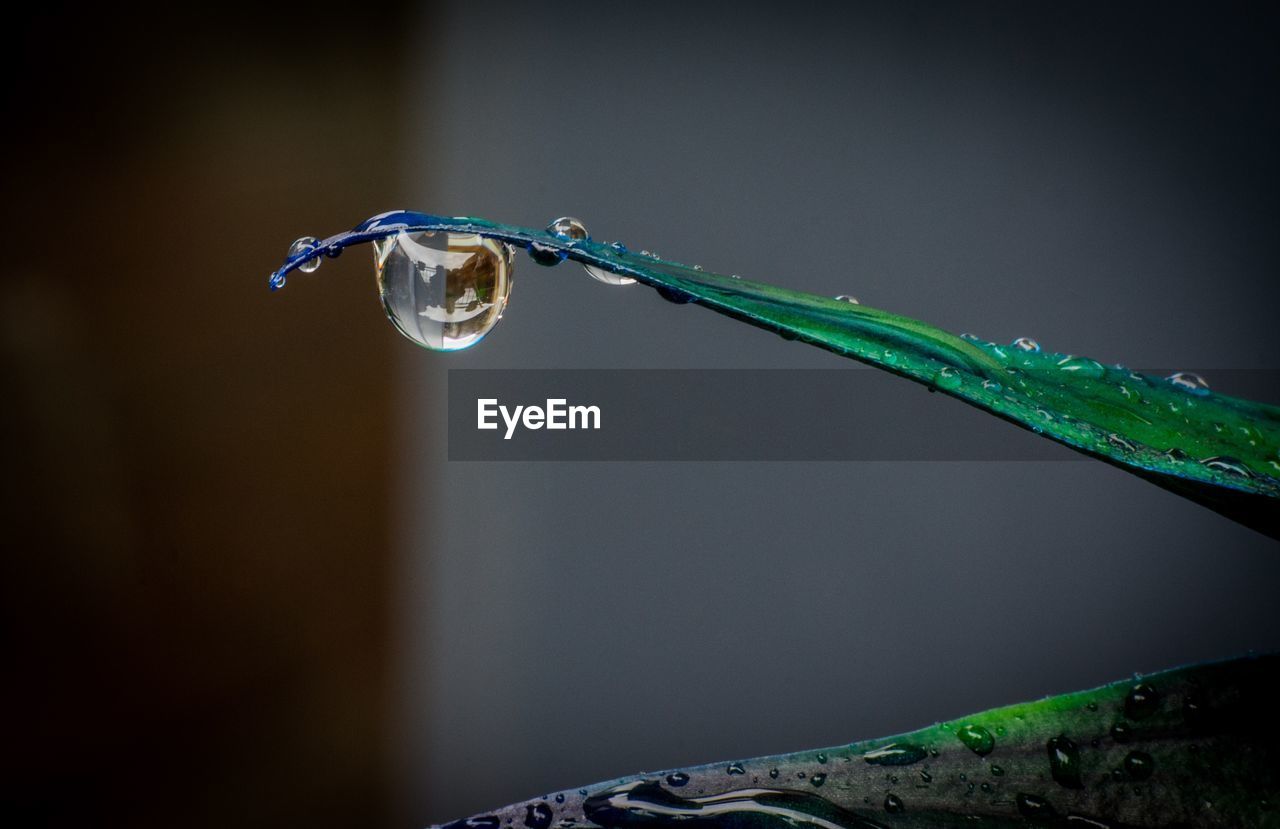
[656,286,693,304]
[290,236,323,273]
[816,753,827,764]
[584,262,637,286]
[883,794,904,814]
[527,241,565,267]
[692,264,704,271]
[554,794,565,804]
[666,773,689,787]
[1125,683,1160,720]
[990,764,1004,777]
[1111,722,1133,743]
[1056,355,1106,379]
[980,782,992,793]
[835,295,860,304]
[1200,456,1253,478]
[1046,735,1083,789]
[1167,372,1210,395]
[1012,337,1040,352]
[956,724,995,756]
[547,216,589,241]
[863,743,928,766]
[1164,447,1190,464]
[810,773,826,787]
[933,366,963,391]
[1015,793,1057,820]
[981,379,1003,392]
[726,763,746,775]
[768,768,779,779]
[1107,433,1138,453]
[1123,751,1154,781]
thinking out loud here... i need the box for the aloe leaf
[270,212,1280,537]
[425,655,1279,829]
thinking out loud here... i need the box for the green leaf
[435,654,1280,829]
[270,213,1280,537]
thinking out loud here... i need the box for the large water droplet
[290,236,323,273]
[956,724,995,756]
[374,230,513,351]
[1125,683,1160,720]
[585,263,637,286]
[1046,735,1083,789]
[1012,337,1040,353]
[1167,372,1210,395]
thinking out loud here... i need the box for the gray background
[391,3,1280,824]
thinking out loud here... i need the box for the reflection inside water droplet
[1012,337,1040,352]
[375,230,513,351]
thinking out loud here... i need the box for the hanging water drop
[374,230,513,351]
[1167,372,1211,395]
[1012,337,1040,353]
[290,236,323,273]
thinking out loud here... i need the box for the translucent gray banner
[446,369,1278,462]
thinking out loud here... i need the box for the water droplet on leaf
[375,230,513,351]
[835,295,860,304]
[1046,735,1083,789]
[1125,683,1160,720]
[547,216,589,241]
[956,724,995,756]
[1123,751,1154,781]
[666,773,689,787]
[290,236,323,273]
[883,794,904,814]
[1012,337,1040,353]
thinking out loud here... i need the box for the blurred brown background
[4,6,417,827]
